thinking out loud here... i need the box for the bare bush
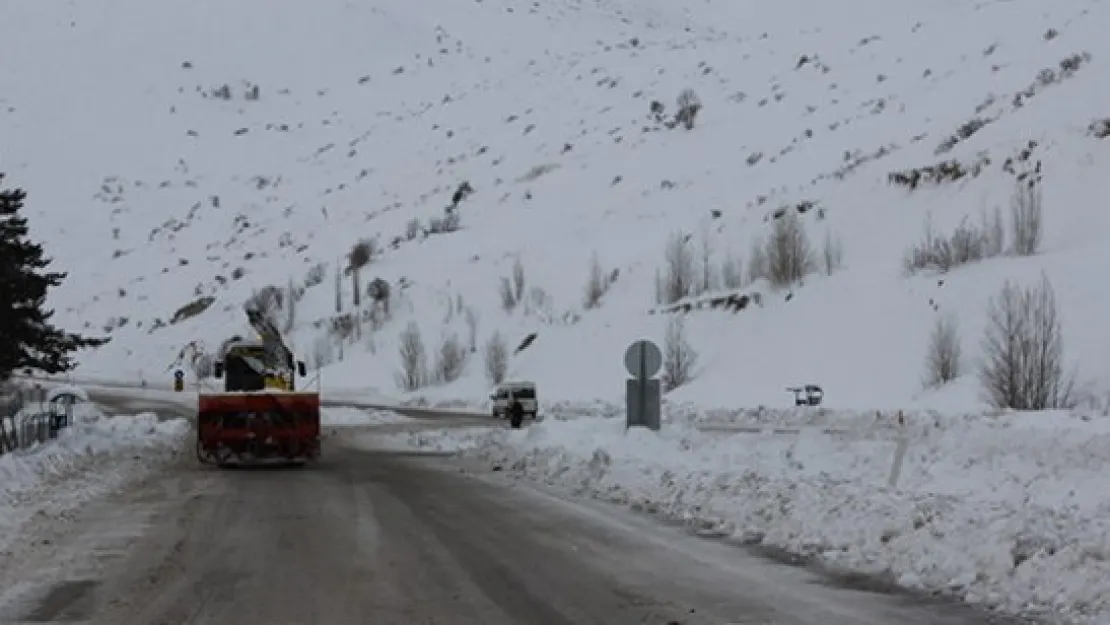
[904,213,998,274]
[432,333,468,384]
[821,232,844,276]
[499,277,517,312]
[720,250,744,290]
[674,88,702,130]
[747,237,768,284]
[464,307,479,352]
[979,274,1074,410]
[348,238,377,309]
[698,221,714,294]
[512,257,526,302]
[395,322,428,391]
[982,207,1005,258]
[663,315,698,391]
[484,331,509,385]
[923,314,962,388]
[661,230,696,304]
[1010,175,1043,256]
[583,251,608,309]
[765,211,815,287]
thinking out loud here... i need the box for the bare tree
[923,314,962,388]
[662,315,698,391]
[348,238,376,309]
[821,231,844,276]
[982,206,1005,258]
[432,333,468,384]
[720,249,744,290]
[766,211,815,287]
[662,230,696,304]
[979,274,1074,410]
[395,322,427,391]
[283,277,297,334]
[464,307,479,352]
[699,220,714,294]
[499,276,517,312]
[583,251,607,309]
[747,236,768,284]
[512,257,526,303]
[1010,175,1043,256]
[484,331,509,385]
[334,256,343,314]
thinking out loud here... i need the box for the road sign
[626,378,661,431]
[623,339,662,380]
[174,369,184,380]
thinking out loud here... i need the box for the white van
[490,381,538,419]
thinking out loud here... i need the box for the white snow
[321,406,412,426]
[379,412,1110,624]
[5,0,1110,620]
[0,405,190,554]
[2,0,1106,414]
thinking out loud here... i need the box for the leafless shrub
[432,333,468,384]
[405,218,423,240]
[674,88,702,130]
[484,331,509,385]
[904,213,1001,274]
[499,277,517,312]
[512,257,526,303]
[821,232,844,275]
[923,314,962,388]
[464,307,479,352]
[720,250,744,290]
[303,261,327,288]
[1010,175,1043,256]
[698,221,714,293]
[661,230,696,304]
[981,207,1005,258]
[747,238,768,284]
[663,315,698,391]
[583,251,608,309]
[395,322,428,391]
[765,211,815,287]
[979,274,1075,410]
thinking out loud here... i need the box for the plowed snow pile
[388,411,1110,624]
[0,406,189,552]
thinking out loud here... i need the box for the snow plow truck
[195,305,319,467]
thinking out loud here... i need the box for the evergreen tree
[0,174,108,379]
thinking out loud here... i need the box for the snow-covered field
[3,0,1108,414]
[0,404,190,554]
[367,412,1110,624]
[322,406,412,426]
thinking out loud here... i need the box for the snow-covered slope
[3,0,1109,411]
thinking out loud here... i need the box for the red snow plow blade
[196,391,321,466]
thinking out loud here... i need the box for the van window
[511,387,536,399]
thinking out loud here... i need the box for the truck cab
[490,381,538,419]
[213,341,307,392]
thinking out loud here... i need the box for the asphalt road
[0,393,1037,625]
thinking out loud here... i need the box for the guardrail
[1,384,77,456]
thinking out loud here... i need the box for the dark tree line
[0,174,107,380]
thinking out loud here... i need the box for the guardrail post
[888,436,909,488]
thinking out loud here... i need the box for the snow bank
[394,412,1110,625]
[321,407,412,426]
[0,408,190,552]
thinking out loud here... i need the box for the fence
[0,384,76,456]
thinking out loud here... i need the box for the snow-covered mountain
[3,0,1108,411]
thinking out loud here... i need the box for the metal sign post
[623,339,662,431]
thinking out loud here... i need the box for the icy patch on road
[390,411,1110,625]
